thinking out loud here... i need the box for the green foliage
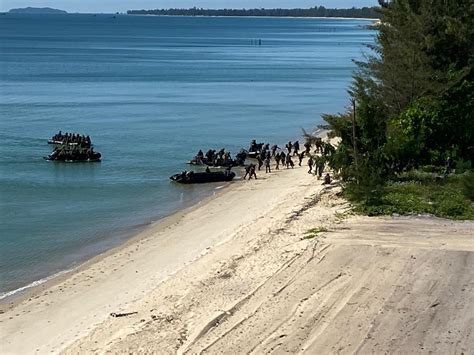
[455,159,473,174]
[345,154,388,203]
[303,227,329,240]
[321,0,473,220]
[128,6,381,18]
[461,172,474,201]
[419,165,443,174]
[326,144,353,181]
[385,98,439,165]
[436,69,474,164]
[345,173,474,220]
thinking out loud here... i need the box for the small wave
[0,268,75,301]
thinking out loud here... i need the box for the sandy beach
[1,153,473,354]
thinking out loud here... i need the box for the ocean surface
[0,14,374,298]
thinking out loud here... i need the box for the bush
[461,172,474,201]
[419,165,443,174]
[344,170,474,220]
[455,159,473,174]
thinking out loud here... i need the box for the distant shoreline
[2,12,376,21]
[127,6,380,19]
[127,14,377,21]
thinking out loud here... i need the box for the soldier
[218,148,225,160]
[205,149,215,162]
[275,152,281,170]
[298,152,305,166]
[256,155,263,171]
[271,144,279,157]
[249,164,257,179]
[235,149,247,166]
[445,156,454,176]
[315,138,323,153]
[323,173,331,185]
[249,139,257,152]
[293,140,300,156]
[304,141,311,155]
[308,156,314,174]
[316,157,325,179]
[195,150,204,164]
[244,164,257,180]
[264,156,271,173]
[280,151,286,169]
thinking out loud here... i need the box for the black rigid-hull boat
[170,171,236,184]
[44,151,102,162]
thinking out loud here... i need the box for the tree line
[127,6,380,19]
[317,0,473,217]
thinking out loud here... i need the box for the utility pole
[351,98,358,171]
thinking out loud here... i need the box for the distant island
[8,7,68,14]
[127,6,380,19]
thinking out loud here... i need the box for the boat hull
[43,153,102,163]
[170,171,236,184]
[187,158,244,168]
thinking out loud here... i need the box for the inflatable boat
[170,171,236,184]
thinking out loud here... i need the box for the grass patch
[303,226,329,239]
[334,210,352,220]
[345,171,474,220]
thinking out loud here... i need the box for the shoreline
[0,153,327,353]
[1,140,473,353]
[2,13,379,20]
[1,133,327,306]
[0,178,236,308]
[125,14,378,21]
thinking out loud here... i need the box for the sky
[2,1,379,13]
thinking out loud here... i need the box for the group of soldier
[46,131,100,161]
[51,131,92,148]
[191,138,334,182]
[244,138,333,183]
[193,148,246,167]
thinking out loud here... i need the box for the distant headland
[127,6,380,19]
[8,7,68,14]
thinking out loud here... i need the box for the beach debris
[110,311,138,318]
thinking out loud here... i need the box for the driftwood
[110,311,138,318]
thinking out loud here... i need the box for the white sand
[1,156,473,354]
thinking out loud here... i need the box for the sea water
[0,14,374,297]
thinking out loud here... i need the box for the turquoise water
[0,14,374,297]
